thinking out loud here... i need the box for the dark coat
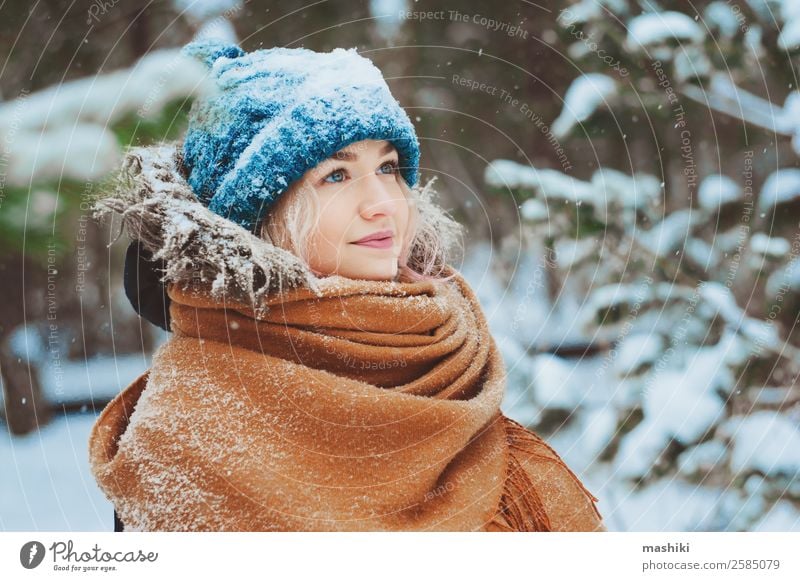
[123,240,171,331]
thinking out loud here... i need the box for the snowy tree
[479,0,800,531]
[0,1,241,435]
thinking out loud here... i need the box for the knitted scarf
[88,143,605,532]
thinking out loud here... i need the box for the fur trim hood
[95,141,464,309]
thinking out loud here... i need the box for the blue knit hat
[179,38,421,233]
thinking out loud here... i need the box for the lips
[351,229,394,249]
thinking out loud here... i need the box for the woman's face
[298,139,411,281]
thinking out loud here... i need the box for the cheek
[399,196,411,229]
[396,195,411,240]
[313,194,354,247]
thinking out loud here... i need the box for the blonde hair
[259,171,463,283]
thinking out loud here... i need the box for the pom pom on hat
[181,37,245,68]
[179,40,421,233]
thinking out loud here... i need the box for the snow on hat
[179,38,421,233]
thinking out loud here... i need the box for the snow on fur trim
[94,141,462,306]
[94,142,323,306]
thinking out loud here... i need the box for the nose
[356,173,398,219]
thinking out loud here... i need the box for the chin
[343,263,398,282]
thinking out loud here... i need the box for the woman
[88,39,605,532]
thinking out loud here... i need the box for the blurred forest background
[1,0,799,532]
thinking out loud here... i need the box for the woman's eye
[379,160,399,175]
[323,169,346,184]
[323,161,397,183]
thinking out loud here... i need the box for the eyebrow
[327,142,396,162]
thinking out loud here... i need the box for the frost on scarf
[94,141,463,309]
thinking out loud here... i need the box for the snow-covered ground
[0,412,114,531]
[1,351,153,531]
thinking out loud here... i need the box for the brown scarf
[89,263,604,532]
